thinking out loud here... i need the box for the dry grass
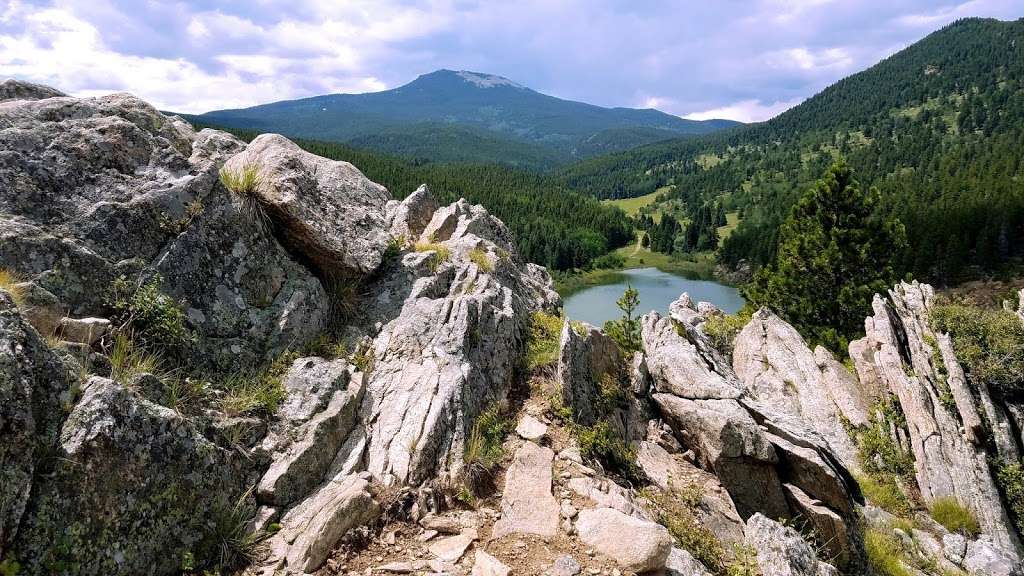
[0,268,26,306]
[220,163,268,229]
[413,241,451,273]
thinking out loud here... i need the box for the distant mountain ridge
[189,69,739,168]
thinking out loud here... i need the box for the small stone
[471,550,511,576]
[558,446,584,463]
[561,518,575,534]
[419,529,439,542]
[943,533,967,565]
[429,534,475,563]
[560,500,578,519]
[575,508,672,573]
[516,414,549,441]
[552,555,582,576]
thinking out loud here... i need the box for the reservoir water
[562,267,744,327]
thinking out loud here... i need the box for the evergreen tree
[744,161,907,352]
[604,285,641,354]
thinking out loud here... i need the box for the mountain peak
[416,69,525,89]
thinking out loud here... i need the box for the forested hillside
[561,17,1024,285]
[191,124,634,271]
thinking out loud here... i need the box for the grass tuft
[109,333,164,384]
[525,311,562,371]
[0,268,25,306]
[468,247,494,273]
[462,405,511,496]
[855,473,913,517]
[929,496,980,537]
[220,163,269,229]
[642,484,726,574]
[864,528,911,576]
[413,241,451,273]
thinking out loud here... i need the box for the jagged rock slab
[556,320,622,425]
[388,184,439,240]
[492,441,559,538]
[745,513,837,576]
[257,364,365,506]
[429,533,475,563]
[269,474,380,574]
[575,507,672,573]
[733,308,863,471]
[653,393,788,520]
[516,413,548,441]
[222,133,391,277]
[0,79,66,101]
[964,536,1022,576]
[666,547,714,576]
[854,281,1022,556]
[568,476,651,520]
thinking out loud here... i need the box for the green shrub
[703,310,752,357]
[526,311,562,370]
[931,301,1024,397]
[856,422,915,478]
[725,544,759,576]
[996,459,1024,533]
[603,285,641,354]
[463,404,511,496]
[109,275,193,357]
[642,485,726,574]
[0,267,25,306]
[856,473,913,517]
[864,528,911,576]
[576,420,641,482]
[590,252,625,270]
[468,247,495,273]
[929,496,980,537]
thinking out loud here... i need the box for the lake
[562,267,744,327]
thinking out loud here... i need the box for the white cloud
[683,98,805,123]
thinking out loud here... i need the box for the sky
[2,1,1022,121]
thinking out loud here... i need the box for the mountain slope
[190,69,739,168]
[562,17,1024,284]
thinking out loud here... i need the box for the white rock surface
[471,550,511,576]
[516,414,548,441]
[492,441,559,538]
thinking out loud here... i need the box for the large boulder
[852,281,1022,556]
[575,507,673,573]
[220,133,391,278]
[11,377,252,575]
[642,313,739,400]
[556,320,622,425]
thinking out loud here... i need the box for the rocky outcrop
[0,86,328,367]
[0,291,75,553]
[851,281,1022,556]
[642,310,864,571]
[387,184,439,240]
[0,79,66,101]
[733,308,865,471]
[556,320,622,425]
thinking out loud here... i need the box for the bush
[864,528,911,576]
[526,311,562,370]
[463,404,511,496]
[642,485,726,574]
[109,275,193,357]
[590,252,625,270]
[930,301,1024,398]
[996,460,1024,534]
[0,267,25,306]
[703,310,751,357]
[929,496,980,537]
[856,473,912,517]
[576,420,641,482]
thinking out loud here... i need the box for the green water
[563,267,743,327]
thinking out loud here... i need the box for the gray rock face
[12,376,251,575]
[221,133,391,278]
[964,536,1022,576]
[0,292,74,552]
[745,514,837,576]
[853,281,1022,556]
[388,184,439,240]
[556,320,622,425]
[642,313,740,399]
[0,88,328,367]
[360,198,554,485]
[0,79,66,101]
[733,309,863,471]
[666,547,714,576]
[575,507,673,573]
[492,441,559,538]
